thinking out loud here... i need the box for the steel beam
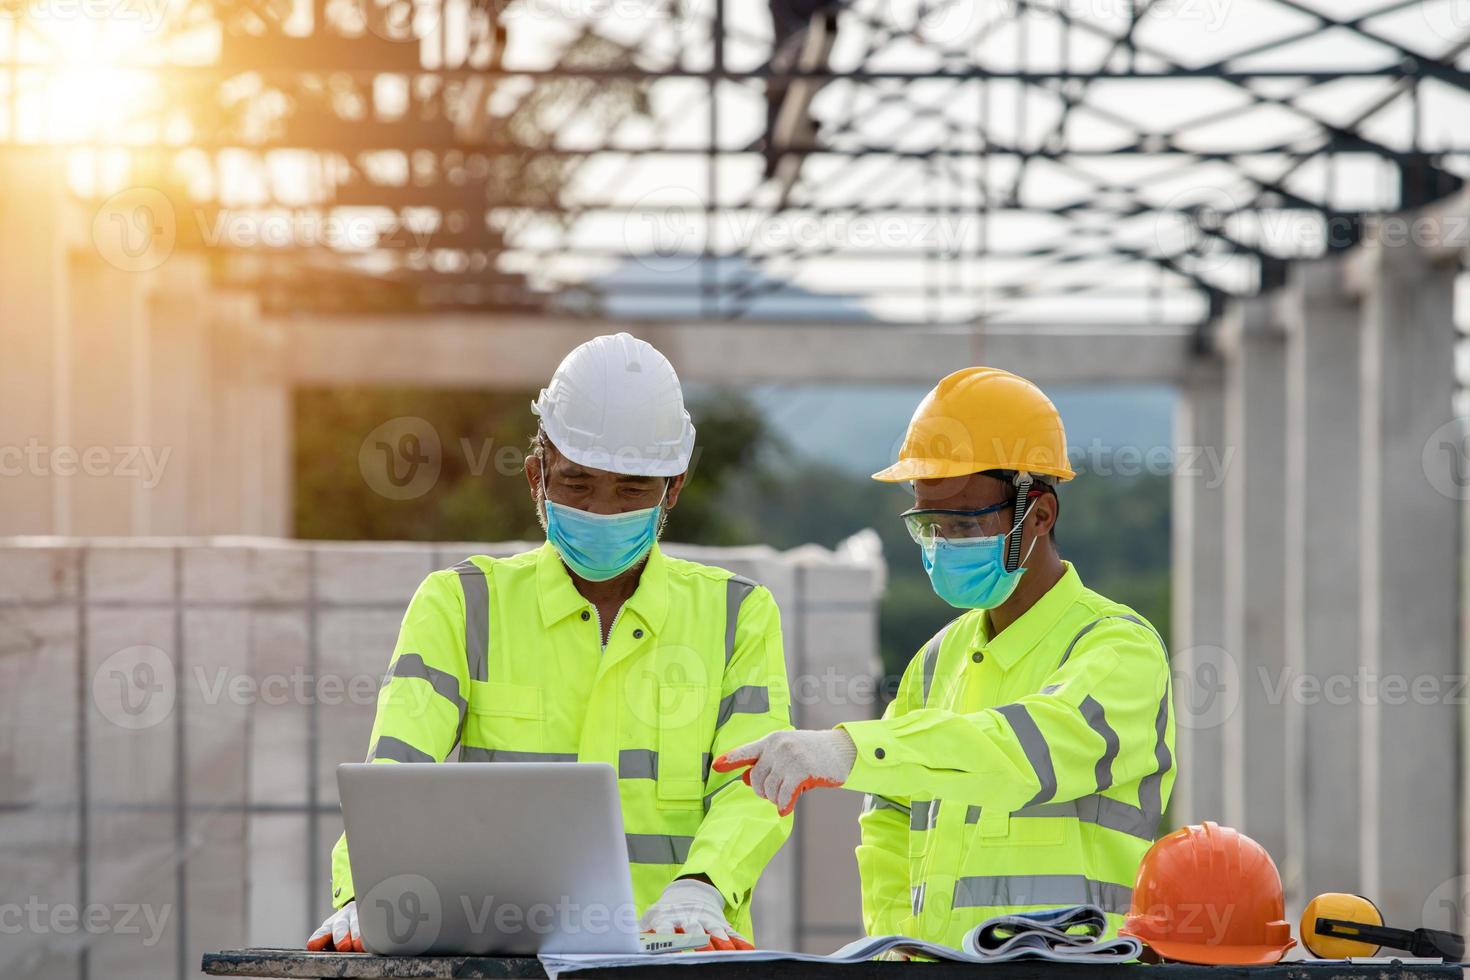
[280,316,1195,387]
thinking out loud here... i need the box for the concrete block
[183,544,309,603]
[315,608,402,806]
[797,790,865,946]
[0,544,78,601]
[749,824,796,951]
[792,562,878,607]
[246,815,310,947]
[86,607,177,807]
[312,544,435,605]
[0,808,83,980]
[183,609,251,805]
[85,544,177,602]
[248,611,311,807]
[795,609,882,729]
[186,811,247,974]
[0,605,78,808]
[84,806,180,980]
[0,601,82,978]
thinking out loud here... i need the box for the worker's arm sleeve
[330,570,472,908]
[839,620,1171,812]
[855,652,921,937]
[680,584,795,914]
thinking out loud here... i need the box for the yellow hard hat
[1300,894,1383,959]
[873,366,1076,483]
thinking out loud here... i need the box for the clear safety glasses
[900,500,1012,545]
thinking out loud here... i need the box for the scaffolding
[2,2,1468,327]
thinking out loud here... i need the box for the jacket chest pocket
[968,804,1069,851]
[464,680,545,751]
[655,684,708,808]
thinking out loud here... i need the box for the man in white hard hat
[308,333,794,952]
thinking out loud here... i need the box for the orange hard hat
[1120,821,1296,965]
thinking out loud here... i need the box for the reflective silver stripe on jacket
[1080,695,1119,791]
[910,882,926,917]
[963,796,1157,841]
[618,749,714,781]
[453,559,490,683]
[369,735,435,764]
[626,833,695,865]
[952,874,1131,914]
[862,794,910,816]
[1057,613,1150,668]
[909,799,939,832]
[725,575,758,664]
[920,618,960,705]
[386,652,467,724]
[994,702,1056,806]
[716,685,769,728]
[459,748,578,763]
[1136,682,1172,828]
[1065,612,1172,827]
[702,775,744,811]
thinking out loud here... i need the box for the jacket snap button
[581,611,590,621]
[972,651,984,663]
[633,628,644,639]
[874,747,886,760]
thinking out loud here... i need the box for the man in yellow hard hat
[716,366,1174,945]
[309,334,793,953]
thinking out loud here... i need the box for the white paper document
[539,904,1142,977]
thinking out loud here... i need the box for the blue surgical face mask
[540,473,666,582]
[920,528,1036,610]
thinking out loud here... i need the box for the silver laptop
[338,762,644,955]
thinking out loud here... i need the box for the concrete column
[1169,353,1229,828]
[140,258,212,535]
[65,251,148,535]
[1353,235,1461,925]
[0,149,67,534]
[1277,259,1362,905]
[1217,296,1288,861]
[204,290,291,536]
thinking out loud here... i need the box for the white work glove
[713,729,857,816]
[639,878,752,951]
[307,900,362,953]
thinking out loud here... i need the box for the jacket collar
[536,540,670,635]
[979,561,1084,671]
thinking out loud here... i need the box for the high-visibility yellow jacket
[329,542,794,938]
[842,563,1174,946]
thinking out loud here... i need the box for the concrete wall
[0,535,884,979]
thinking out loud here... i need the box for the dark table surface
[202,948,1466,980]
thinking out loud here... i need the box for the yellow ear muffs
[1301,893,1384,959]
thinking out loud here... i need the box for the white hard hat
[531,332,696,477]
